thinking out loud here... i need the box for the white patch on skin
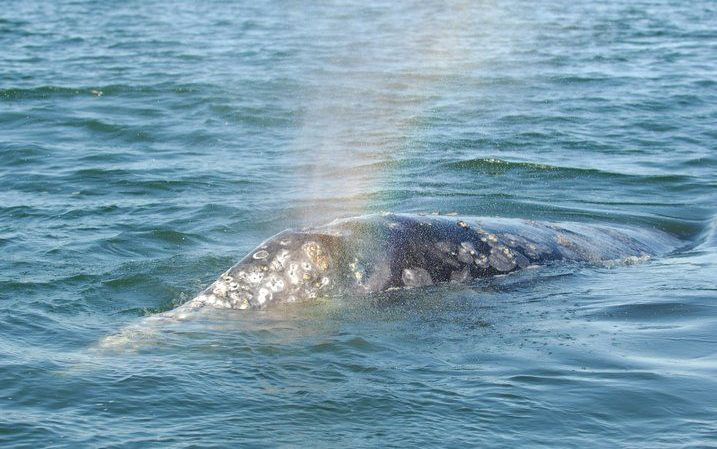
[287,263,301,285]
[475,254,489,268]
[247,269,264,285]
[450,267,471,283]
[228,291,251,309]
[257,288,272,305]
[191,294,212,307]
[401,267,433,288]
[266,275,285,292]
[363,259,392,292]
[212,281,228,297]
[458,241,476,263]
[270,249,291,271]
[349,260,365,283]
[460,241,476,253]
[317,277,330,289]
[201,293,231,309]
[253,250,269,260]
[489,247,517,272]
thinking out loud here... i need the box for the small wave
[1,86,96,100]
[67,118,126,135]
[0,205,46,220]
[0,143,49,167]
[695,215,717,250]
[586,301,713,323]
[95,229,204,258]
[68,167,134,180]
[60,166,259,193]
[0,82,220,101]
[441,158,694,184]
[443,157,559,172]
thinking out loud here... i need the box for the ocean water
[2,0,716,447]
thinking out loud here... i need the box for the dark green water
[2,1,716,447]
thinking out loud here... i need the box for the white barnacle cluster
[430,239,481,283]
[503,233,533,251]
[524,242,548,259]
[210,238,334,309]
[464,237,522,273]
[456,239,499,271]
[488,245,518,272]
[265,273,285,292]
[500,232,550,261]
[245,268,265,285]
[475,229,536,271]
[475,252,489,268]
[457,241,476,263]
[402,223,541,288]
[433,225,535,278]
[206,273,252,310]
[291,241,332,298]
[270,249,291,271]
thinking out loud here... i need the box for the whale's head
[191,230,345,310]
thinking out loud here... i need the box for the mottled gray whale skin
[177,213,678,312]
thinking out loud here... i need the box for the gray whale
[176,213,679,312]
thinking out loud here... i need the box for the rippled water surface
[2,0,717,447]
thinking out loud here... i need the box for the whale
[171,213,679,313]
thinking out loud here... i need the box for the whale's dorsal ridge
[178,214,678,311]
